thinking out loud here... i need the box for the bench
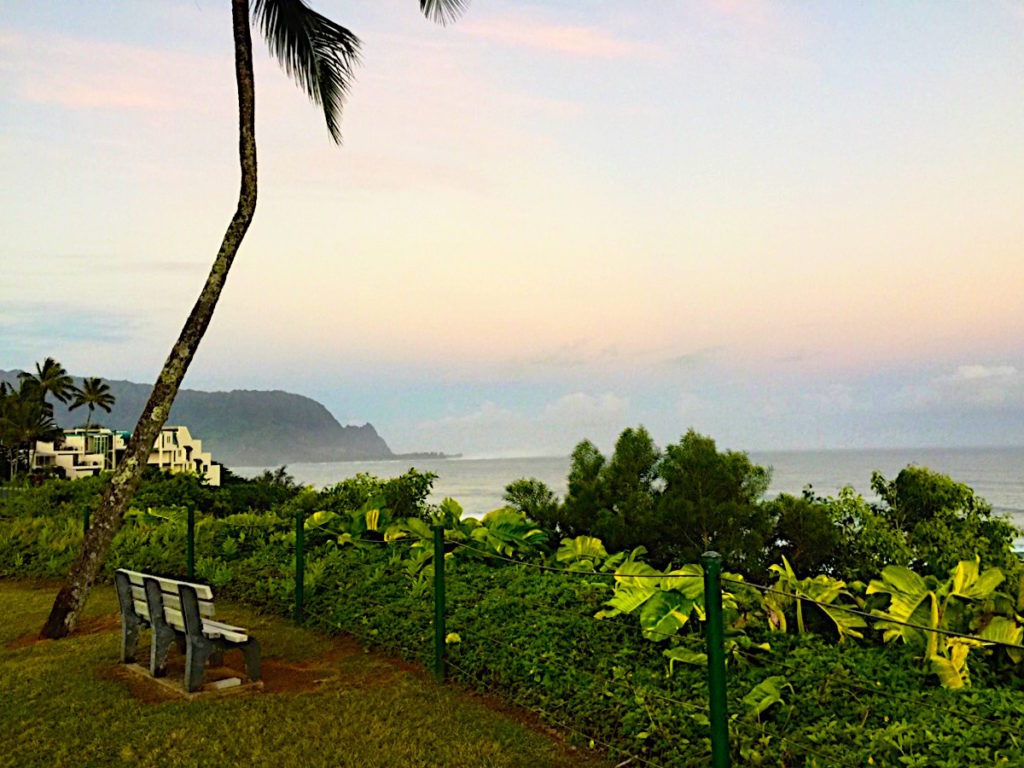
[114,568,261,692]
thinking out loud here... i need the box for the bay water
[234,446,1024,527]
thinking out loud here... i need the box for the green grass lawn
[0,580,607,768]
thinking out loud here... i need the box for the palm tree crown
[69,377,116,433]
[252,0,467,143]
[19,357,75,413]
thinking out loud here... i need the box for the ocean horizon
[234,444,1024,527]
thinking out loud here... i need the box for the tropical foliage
[505,427,1021,587]
[68,376,116,434]
[0,371,63,480]
[5,459,1024,765]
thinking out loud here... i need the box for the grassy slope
[0,581,607,768]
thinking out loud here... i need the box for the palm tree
[19,357,75,417]
[68,377,116,445]
[0,388,62,479]
[41,0,469,639]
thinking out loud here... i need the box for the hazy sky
[2,1,1023,456]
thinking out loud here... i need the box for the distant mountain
[0,370,393,467]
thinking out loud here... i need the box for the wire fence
[86,507,1024,766]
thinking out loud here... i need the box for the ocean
[233,446,1024,528]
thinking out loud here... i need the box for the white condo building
[32,426,221,486]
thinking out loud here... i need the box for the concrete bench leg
[150,622,176,677]
[241,638,261,682]
[114,571,144,664]
[184,635,216,693]
[120,614,142,664]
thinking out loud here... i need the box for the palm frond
[251,0,361,144]
[420,0,469,25]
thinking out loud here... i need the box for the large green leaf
[556,535,607,565]
[403,518,433,540]
[614,559,664,589]
[801,575,866,641]
[867,566,929,620]
[949,557,1005,600]
[742,676,792,718]
[639,591,694,641]
[661,563,704,599]
[930,639,980,689]
[597,585,656,617]
[980,616,1024,663]
[304,509,338,530]
[664,646,707,673]
[596,558,663,618]
[867,566,933,646]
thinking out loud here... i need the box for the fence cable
[448,540,706,581]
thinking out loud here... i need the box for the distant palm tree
[42,0,470,639]
[0,388,61,479]
[19,357,75,417]
[68,377,116,438]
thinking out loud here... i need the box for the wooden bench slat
[153,607,249,643]
[201,619,249,644]
[130,585,215,617]
[118,569,214,600]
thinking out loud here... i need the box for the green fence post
[295,509,305,624]
[432,524,446,683]
[702,551,730,768]
[82,508,90,537]
[186,507,195,579]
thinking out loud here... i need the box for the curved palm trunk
[41,0,258,639]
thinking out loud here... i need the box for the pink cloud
[459,17,664,60]
[1,31,228,112]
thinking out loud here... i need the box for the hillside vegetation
[4,428,1024,765]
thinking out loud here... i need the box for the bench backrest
[116,568,215,630]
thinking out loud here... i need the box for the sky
[2,1,1024,457]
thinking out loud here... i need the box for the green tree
[767,493,843,577]
[42,0,468,639]
[68,377,116,437]
[820,485,911,583]
[559,439,608,537]
[871,466,1019,577]
[0,384,62,479]
[592,427,659,553]
[0,382,11,478]
[503,477,560,530]
[18,357,75,417]
[521,427,773,573]
[654,429,772,573]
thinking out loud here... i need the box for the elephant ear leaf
[640,591,694,641]
[815,602,867,641]
[867,566,931,645]
[742,676,793,718]
[556,535,608,566]
[599,583,656,617]
[305,510,338,530]
[661,563,704,598]
[980,616,1024,663]
[930,639,980,689]
[403,518,433,540]
[664,646,707,674]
